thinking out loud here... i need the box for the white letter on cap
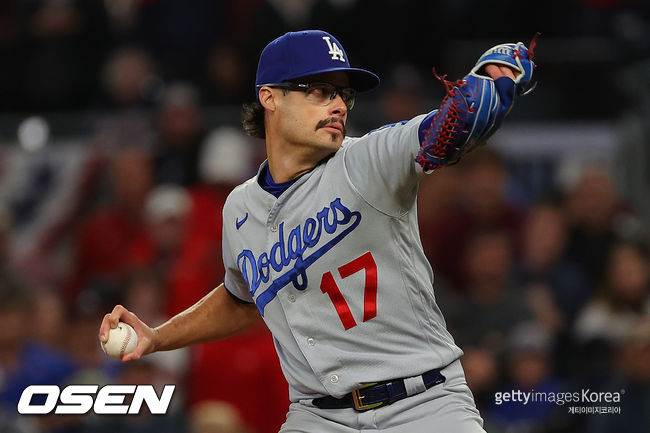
[322,36,346,62]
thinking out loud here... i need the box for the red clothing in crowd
[421,203,524,292]
[187,322,289,433]
[67,207,146,302]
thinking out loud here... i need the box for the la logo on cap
[322,36,345,62]
[254,30,379,94]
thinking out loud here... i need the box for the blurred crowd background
[0,1,649,433]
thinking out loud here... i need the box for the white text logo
[494,389,624,407]
[322,36,346,62]
[17,384,175,415]
[487,46,512,56]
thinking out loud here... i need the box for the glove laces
[415,69,469,171]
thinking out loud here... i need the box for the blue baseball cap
[255,30,380,95]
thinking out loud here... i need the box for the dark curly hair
[241,102,266,139]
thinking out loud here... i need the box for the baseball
[101,322,138,359]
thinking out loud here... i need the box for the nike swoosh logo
[236,213,248,230]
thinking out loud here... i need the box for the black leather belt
[312,368,446,412]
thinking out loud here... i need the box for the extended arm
[99,284,260,362]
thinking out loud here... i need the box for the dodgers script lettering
[237,198,361,314]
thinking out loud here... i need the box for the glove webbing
[415,69,471,171]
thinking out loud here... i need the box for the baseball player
[100,30,536,432]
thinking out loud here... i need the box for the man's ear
[258,87,277,111]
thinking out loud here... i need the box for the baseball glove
[415,34,539,172]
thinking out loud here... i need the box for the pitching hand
[99,304,159,362]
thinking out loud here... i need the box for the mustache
[315,117,346,135]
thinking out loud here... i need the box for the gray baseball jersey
[222,113,463,402]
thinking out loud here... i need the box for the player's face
[273,71,351,155]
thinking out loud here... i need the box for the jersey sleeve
[222,213,254,304]
[343,113,431,216]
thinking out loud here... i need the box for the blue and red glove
[416,35,538,172]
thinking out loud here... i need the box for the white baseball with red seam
[101,322,138,359]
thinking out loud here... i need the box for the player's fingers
[99,313,113,343]
[122,340,147,362]
[109,304,128,325]
[484,64,518,81]
[122,349,142,363]
[99,305,130,343]
[118,309,147,336]
[484,64,502,80]
[122,331,152,362]
[498,65,518,80]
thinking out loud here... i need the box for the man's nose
[328,93,347,116]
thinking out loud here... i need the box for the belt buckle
[352,383,383,411]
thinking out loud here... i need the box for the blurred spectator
[584,318,650,433]
[418,164,463,240]
[141,184,191,262]
[202,42,250,105]
[378,63,429,124]
[32,288,69,351]
[189,126,256,244]
[197,127,256,187]
[14,0,110,110]
[66,147,152,304]
[573,242,650,344]
[563,167,624,287]
[123,268,167,327]
[265,0,316,28]
[440,229,534,410]
[460,346,500,412]
[423,148,524,292]
[127,184,219,317]
[441,230,534,351]
[102,0,140,41]
[153,83,206,187]
[101,46,161,109]
[187,321,289,433]
[189,401,253,433]
[514,203,591,329]
[0,276,76,412]
[487,322,567,433]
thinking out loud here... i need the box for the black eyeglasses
[257,82,357,111]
